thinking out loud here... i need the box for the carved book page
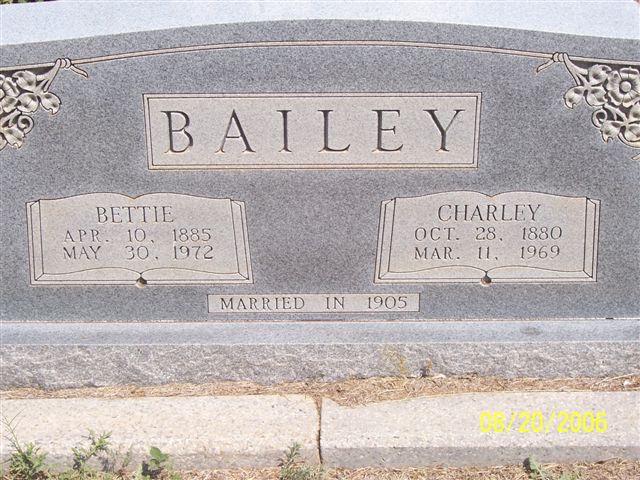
[375,191,599,283]
[27,193,252,285]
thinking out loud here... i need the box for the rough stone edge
[2,341,638,389]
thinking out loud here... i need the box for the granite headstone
[1,17,638,388]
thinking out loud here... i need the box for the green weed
[0,1,47,5]
[100,446,132,479]
[526,457,582,480]
[279,443,324,480]
[70,431,112,476]
[2,415,48,480]
[137,447,178,480]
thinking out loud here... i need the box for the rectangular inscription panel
[27,193,252,285]
[375,191,600,284]
[208,293,420,313]
[145,93,481,169]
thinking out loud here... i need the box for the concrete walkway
[1,395,319,468]
[1,391,638,468]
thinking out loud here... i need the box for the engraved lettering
[373,109,403,152]
[216,110,255,153]
[96,206,174,224]
[220,297,234,310]
[28,194,252,285]
[62,245,102,261]
[319,110,350,152]
[146,94,481,169]
[414,246,453,260]
[325,296,345,310]
[376,192,600,283]
[162,111,193,154]
[436,203,542,222]
[424,109,464,152]
[64,229,101,242]
[278,109,291,153]
[217,295,306,311]
[208,294,420,313]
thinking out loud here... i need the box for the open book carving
[375,191,599,284]
[27,193,252,285]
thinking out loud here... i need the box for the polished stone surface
[2,21,638,322]
[1,19,638,387]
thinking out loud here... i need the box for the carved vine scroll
[0,41,638,159]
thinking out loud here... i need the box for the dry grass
[3,375,639,406]
[1,459,637,480]
[177,458,640,479]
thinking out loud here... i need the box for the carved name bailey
[27,193,252,285]
[144,93,481,169]
[375,191,600,284]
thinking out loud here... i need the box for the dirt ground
[181,458,640,479]
[3,374,639,406]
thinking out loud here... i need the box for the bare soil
[180,458,639,479]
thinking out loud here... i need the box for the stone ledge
[2,320,638,389]
[2,342,638,389]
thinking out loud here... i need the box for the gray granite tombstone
[1,15,638,388]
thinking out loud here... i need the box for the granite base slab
[1,320,638,389]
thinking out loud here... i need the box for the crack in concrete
[314,396,323,464]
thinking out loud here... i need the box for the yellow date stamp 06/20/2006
[479,410,609,434]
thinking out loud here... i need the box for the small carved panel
[208,293,420,313]
[27,193,252,285]
[375,191,600,284]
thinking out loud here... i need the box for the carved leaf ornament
[0,58,87,150]
[538,52,640,157]
[0,44,638,160]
